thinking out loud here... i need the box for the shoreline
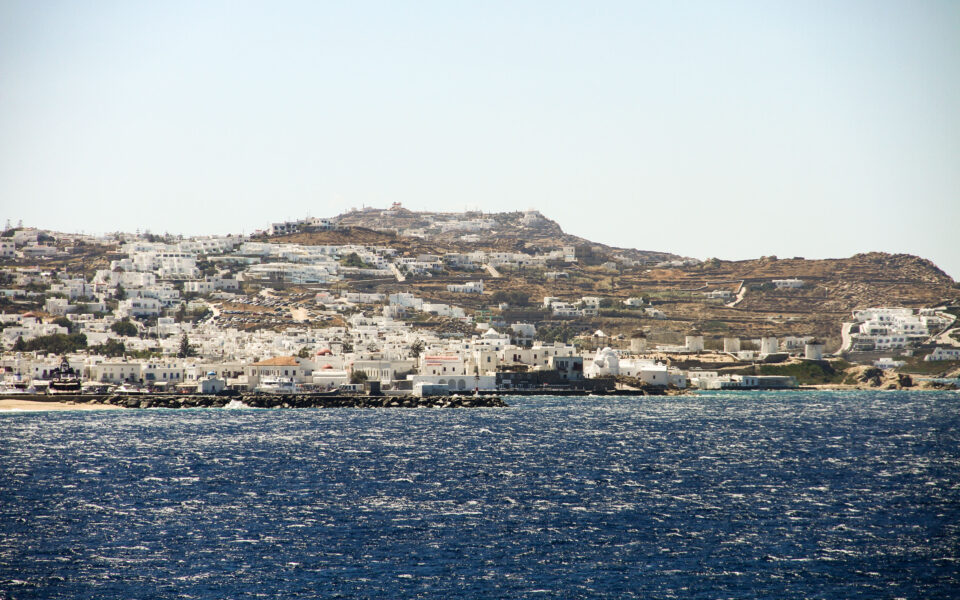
[0,399,121,411]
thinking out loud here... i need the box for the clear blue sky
[1,1,958,278]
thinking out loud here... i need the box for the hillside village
[2,207,959,396]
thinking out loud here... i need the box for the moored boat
[255,377,300,394]
[48,359,82,394]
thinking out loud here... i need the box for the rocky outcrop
[843,366,933,390]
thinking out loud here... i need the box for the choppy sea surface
[2,391,959,599]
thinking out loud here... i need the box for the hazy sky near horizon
[1,1,958,277]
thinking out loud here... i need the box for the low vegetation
[340,252,373,269]
[111,319,138,337]
[13,333,88,354]
[756,360,852,385]
[537,325,579,344]
[896,357,960,376]
[491,290,531,306]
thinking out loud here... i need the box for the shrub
[111,319,138,337]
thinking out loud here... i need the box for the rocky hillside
[330,206,686,264]
[253,210,960,348]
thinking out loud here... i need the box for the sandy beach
[0,399,121,411]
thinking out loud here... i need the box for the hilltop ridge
[327,206,689,265]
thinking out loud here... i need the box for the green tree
[341,252,368,268]
[53,316,75,334]
[23,333,87,354]
[89,339,126,358]
[177,333,196,358]
[111,319,138,337]
[409,339,425,358]
[491,291,530,306]
[175,303,187,323]
[350,370,368,384]
[196,259,217,277]
[13,335,26,352]
[538,325,575,344]
[115,284,127,301]
[297,346,311,358]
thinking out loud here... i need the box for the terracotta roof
[252,356,300,367]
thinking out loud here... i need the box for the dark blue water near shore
[2,391,959,599]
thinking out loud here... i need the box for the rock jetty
[24,394,508,409]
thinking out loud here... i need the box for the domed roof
[591,347,620,373]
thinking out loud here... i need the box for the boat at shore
[255,377,300,394]
[48,359,82,395]
[115,384,148,395]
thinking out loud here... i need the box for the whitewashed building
[446,280,484,294]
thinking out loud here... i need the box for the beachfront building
[245,356,313,388]
[419,355,468,377]
[586,347,620,378]
[91,361,144,384]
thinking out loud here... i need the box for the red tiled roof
[252,356,299,367]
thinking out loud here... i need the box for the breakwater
[498,387,684,396]
[0,393,508,409]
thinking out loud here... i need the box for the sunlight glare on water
[1,391,958,599]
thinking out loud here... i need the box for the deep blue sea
[2,391,959,599]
